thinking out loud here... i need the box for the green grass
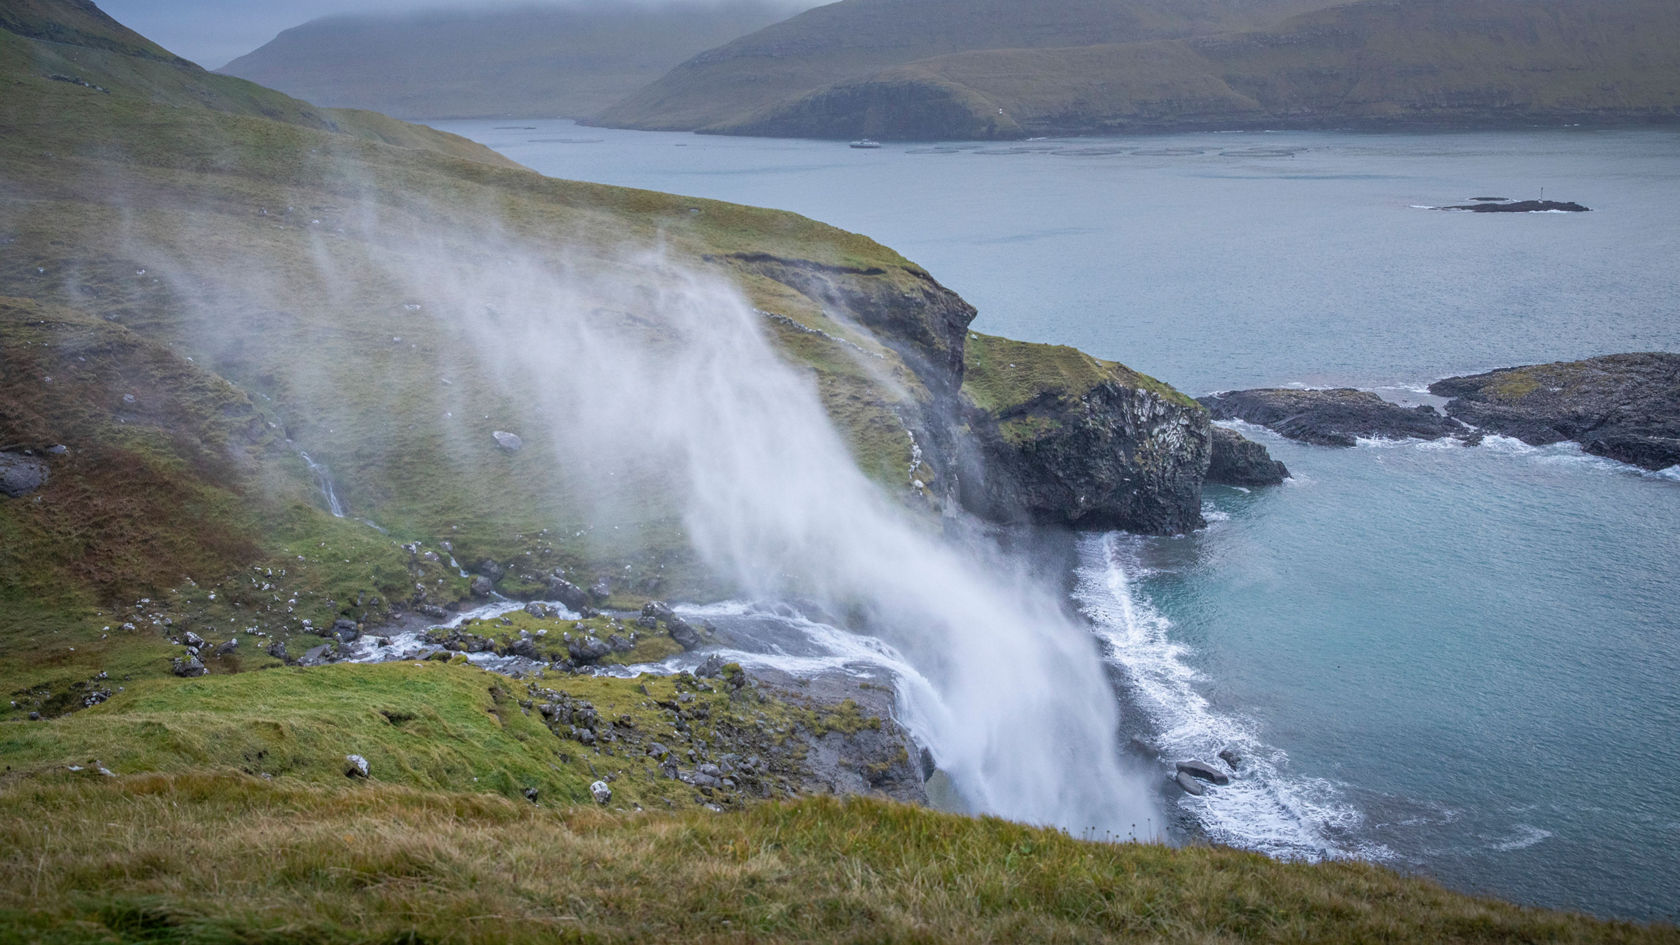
[0,770,1672,944]
[962,332,1198,416]
[0,658,897,814]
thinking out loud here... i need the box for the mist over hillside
[593,0,1680,138]
[219,0,794,119]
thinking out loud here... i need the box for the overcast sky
[96,0,816,70]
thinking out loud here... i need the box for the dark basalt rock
[1440,199,1589,213]
[1429,353,1680,471]
[1206,426,1289,486]
[961,367,1212,534]
[1199,388,1474,447]
[1176,760,1231,785]
[545,575,591,613]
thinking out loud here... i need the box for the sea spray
[1074,531,1378,859]
[429,248,1158,836]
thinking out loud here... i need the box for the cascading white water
[432,247,1159,837]
[299,451,346,518]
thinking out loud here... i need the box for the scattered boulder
[330,618,359,643]
[181,631,207,648]
[212,638,239,658]
[171,656,206,677]
[0,452,49,498]
[1429,353,1680,471]
[1176,760,1231,785]
[695,654,725,678]
[491,430,523,452]
[523,786,539,804]
[523,601,552,619]
[505,636,542,660]
[267,640,289,662]
[545,575,591,612]
[590,779,612,804]
[476,559,506,581]
[589,579,611,603]
[345,754,369,778]
[469,575,494,598]
[1206,426,1289,486]
[1218,747,1242,769]
[1199,388,1474,447]
[1174,770,1208,796]
[642,602,703,650]
[566,635,611,664]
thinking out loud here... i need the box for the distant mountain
[590,0,1337,131]
[595,0,1680,139]
[219,1,790,119]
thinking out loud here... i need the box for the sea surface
[434,120,1680,921]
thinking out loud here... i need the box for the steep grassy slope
[604,0,1680,139]
[0,1,969,722]
[219,2,790,120]
[592,0,1333,131]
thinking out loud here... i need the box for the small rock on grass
[590,780,612,804]
[345,754,369,778]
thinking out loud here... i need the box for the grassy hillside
[602,0,1680,139]
[591,0,1332,132]
[219,2,789,120]
[0,0,963,724]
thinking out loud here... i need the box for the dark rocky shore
[1429,353,1680,470]
[1198,388,1475,448]
[1196,354,1679,474]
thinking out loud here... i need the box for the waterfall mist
[418,244,1160,837]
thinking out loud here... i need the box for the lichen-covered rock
[958,334,1210,534]
[1199,388,1473,447]
[1207,426,1289,486]
[1429,353,1680,471]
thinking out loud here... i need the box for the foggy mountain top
[96,0,825,70]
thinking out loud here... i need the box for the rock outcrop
[959,334,1211,534]
[1199,388,1473,447]
[1429,353,1680,470]
[0,451,50,497]
[1206,426,1289,486]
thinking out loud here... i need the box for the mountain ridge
[596,0,1680,138]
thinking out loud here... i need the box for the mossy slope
[0,0,967,716]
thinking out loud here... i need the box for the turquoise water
[435,121,1680,920]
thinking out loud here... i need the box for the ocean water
[434,121,1680,921]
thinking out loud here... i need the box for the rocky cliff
[957,334,1213,534]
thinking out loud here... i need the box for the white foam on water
[1074,531,1390,862]
[341,598,577,664]
[1489,824,1553,853]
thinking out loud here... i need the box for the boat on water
[849,138,882,149]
